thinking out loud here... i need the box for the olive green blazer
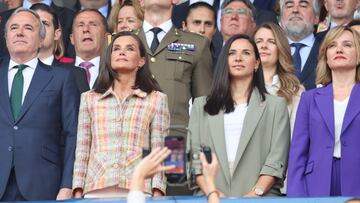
[137,26,213,127]
[188,89,290,197]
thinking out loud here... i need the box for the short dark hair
[30,3,60,30]
[348,19,360,27]
[72,8,109,33]
[204,34,267,115]
[185,2,217,27]
[221,0,257,20]
[93,31,161,94]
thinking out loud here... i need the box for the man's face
[280,0,319,40]
[183,6,216,41]
[324,0,359,22]
[6,11,42,60]
[220,1,256,41]
[70,11,107,59]
[79,0,109,9]
[36,10,61,53]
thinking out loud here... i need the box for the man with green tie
[0,8,79,201]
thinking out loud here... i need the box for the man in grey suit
[138,0,213,130]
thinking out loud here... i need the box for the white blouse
[333,97,349,158]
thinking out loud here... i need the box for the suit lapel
[15,61,53,123]
[233,89,266,170]
[208,111,231,184]
[154,26,179,55]
[138,29,152,55]
[314,84,335,138]
[341,84,360,134]
[299,37,321,82]
[0,57,14,122]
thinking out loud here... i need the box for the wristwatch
[252,186,265,196]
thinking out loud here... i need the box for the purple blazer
[287,83,360,196]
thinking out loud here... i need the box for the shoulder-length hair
[108,0,144,33]
[204,34,267,115]
[93,31,161,94]
[254,22,301,104]
[316,26,360,86]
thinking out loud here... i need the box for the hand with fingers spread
[130,147,175,192]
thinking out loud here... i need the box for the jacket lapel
[233,89,266,170]
[137,28,152,55]
[341,83,360,134]
[314,84,335,138]
[299,37,321,82]
[208,111,231,184]
[15,61,53,123]
[153,26,179,56]
[0,57,14,122]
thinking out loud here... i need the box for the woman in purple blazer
[287,26,360,197]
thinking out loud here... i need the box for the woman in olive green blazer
[188,34,290,197]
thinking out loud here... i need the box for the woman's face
[111,36,145,73]
[326,31,358,71]
[254,27,278,68]
[228,38,259,80]
[116,6,142,32]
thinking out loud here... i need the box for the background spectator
[108,0,143,33]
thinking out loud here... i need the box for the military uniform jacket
[137,26,213,127]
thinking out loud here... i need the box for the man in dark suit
[0,0,75,58]
[31,3,89,93]
[279,0,322,90]
[0,8,79,201]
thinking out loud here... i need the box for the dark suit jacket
[0,57,79,200]
[0,2,75,58]
[52,59,89,93]
[298,33,325,90]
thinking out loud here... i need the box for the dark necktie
[213,0,220,12]
[10,64,27,119]
[150,27,162,53]
[79,61,94,84]
[291,43,306,77]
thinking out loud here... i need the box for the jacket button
[8,146,13,151]
[112,163,119,169]
[13,126,18,130]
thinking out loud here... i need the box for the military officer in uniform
[138,0,213,129]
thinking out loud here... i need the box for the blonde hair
[108,0,144,33]
[316,26,360,86]
[254,22,301,104]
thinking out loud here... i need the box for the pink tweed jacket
[72,88,170,194]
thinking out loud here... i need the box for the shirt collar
[271,74,280,87]
[98,3,109,18]
[75,56,100,67]
[9,57,38,71]
[40,55,54,66]
[143,19,173,34]
[23,0,52,8]
[189,0,214,5]
[288,33,315,48]
[99,87,148,100]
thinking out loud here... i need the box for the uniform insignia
[167,43,195,52]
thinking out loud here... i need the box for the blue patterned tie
[10,64,27,119]
[291,43,305,77]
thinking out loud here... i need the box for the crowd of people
[0,0,359,202]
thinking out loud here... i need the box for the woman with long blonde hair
[253,22,304,133]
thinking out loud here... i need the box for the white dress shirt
[75,56,100,89]
[288,34,315,72]
[333,97,349,158]
[265,74,303,137]
[8,58,38,104]
[224,103,248,162]
[143,19,173,48]
[40,55,55,66]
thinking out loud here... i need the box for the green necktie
[10,64,27,119]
